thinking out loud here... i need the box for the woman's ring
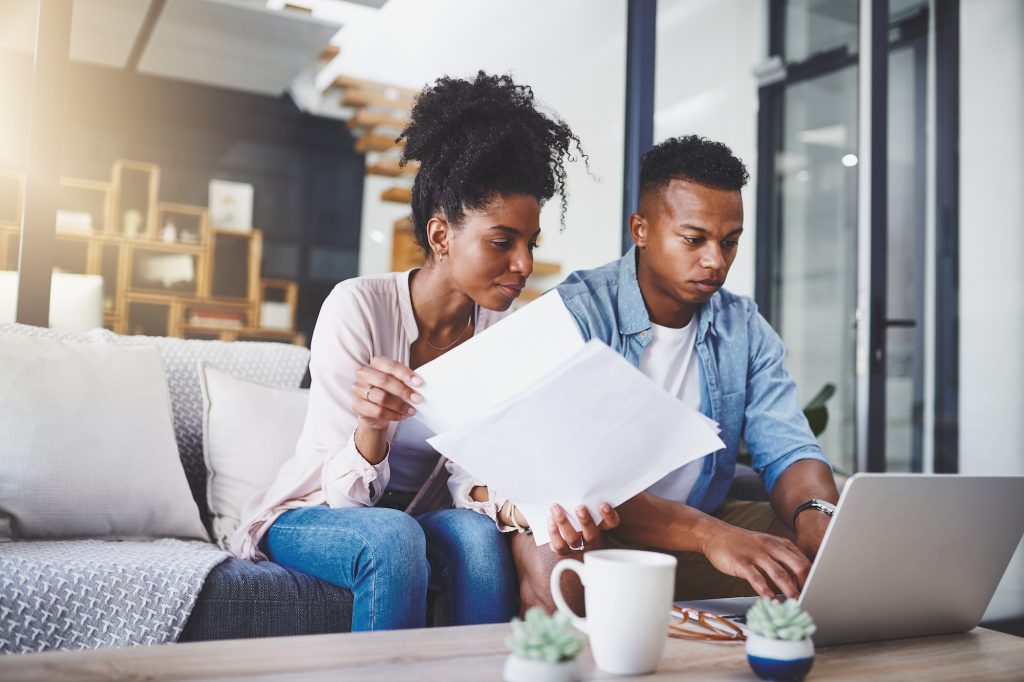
[364,388,371,401]
[568,537,584,552]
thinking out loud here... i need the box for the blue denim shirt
[556,248,830,514]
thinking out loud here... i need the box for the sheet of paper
[427,340,725,545]
[412,290,585,435]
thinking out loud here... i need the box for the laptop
[679,474,1024,646]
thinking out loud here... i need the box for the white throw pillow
[199,362,309,549]
[0,334,208,540]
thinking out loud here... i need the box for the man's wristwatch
[793,498,836,527]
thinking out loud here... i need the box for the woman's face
[443,193,541,311]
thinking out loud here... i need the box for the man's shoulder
[711,287,757,318]
[556,258,620,304]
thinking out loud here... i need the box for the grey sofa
[0,324,356,645]
[142,331,358,641]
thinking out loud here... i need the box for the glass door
[884,15,928,472]
[757,0,944,475]
[770,65,860,475]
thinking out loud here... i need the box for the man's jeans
[265,506,518,631]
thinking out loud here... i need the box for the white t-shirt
[638,317,706,504]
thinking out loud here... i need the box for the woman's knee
[421,509,511,567]
[358,507,427,566]
[265,506,428,592]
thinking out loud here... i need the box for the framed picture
[208,179,254,233]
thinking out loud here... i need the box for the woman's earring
[439,252,448,263]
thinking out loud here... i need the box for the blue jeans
[265,506,518,631]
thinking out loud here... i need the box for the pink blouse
[230,270,513,560]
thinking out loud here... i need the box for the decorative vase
[745,634,815,682]
[502,654,582,682]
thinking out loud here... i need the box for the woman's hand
[352,356,423,431]
[548,502,620,556]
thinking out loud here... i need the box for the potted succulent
[503,607,585,682]
[745,598,817,682]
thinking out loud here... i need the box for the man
[515,135,839,610]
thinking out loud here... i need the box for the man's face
[632,178,743,326]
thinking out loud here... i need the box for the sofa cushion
[0,324,310,532]
[178,557,353,640]
[0,334,207,540]
[200,362,309,549]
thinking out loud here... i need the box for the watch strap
[792,498,836,527]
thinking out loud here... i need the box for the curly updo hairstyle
[398,71,584,257]
[639,135,749,197]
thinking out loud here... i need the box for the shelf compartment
[57,178,111,235]
[157,202,208,247]
[111,160,160,239]
[208,229,261,302]
[129,246,202,296]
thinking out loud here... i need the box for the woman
[231,72,616,631]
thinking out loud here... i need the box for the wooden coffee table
[2,623,1022,680]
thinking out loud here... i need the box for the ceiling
[0,0,343,96]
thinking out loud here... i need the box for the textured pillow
[0,323,311,532]
[0,334,208,540]
[200,362,309,548]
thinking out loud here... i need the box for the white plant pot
[745,634,815,681]
[503,654,582,682]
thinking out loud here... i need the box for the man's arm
[769,459,839,560]
[614,492,810,599]
[742,305,838,560]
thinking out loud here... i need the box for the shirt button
[640,330,648,337]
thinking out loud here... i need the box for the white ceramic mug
[550,549,677,675]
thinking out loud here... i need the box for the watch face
[814,500,836,515]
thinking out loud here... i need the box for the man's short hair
[639,135,750,198]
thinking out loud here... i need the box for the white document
[427,340,725,545]
[413,290,585,435]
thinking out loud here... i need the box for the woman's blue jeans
[265,506,518,631]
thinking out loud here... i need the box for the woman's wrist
[354,424,389,465]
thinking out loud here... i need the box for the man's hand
[793,508,831,560]
[769,459,839,560]
[702,523,811,600]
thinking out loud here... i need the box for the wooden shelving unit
[0,162,304,345]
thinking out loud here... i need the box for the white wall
[960,0,1024,621]
[654,0,766,297]
[320,0,627,284]
[321,0,764,291]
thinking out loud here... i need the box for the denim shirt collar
[616,248,651,335]
[617,247,717,342]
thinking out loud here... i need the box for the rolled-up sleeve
[321,435,390,507]
[743,307,832,494]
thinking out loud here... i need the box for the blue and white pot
[745,634,815,681]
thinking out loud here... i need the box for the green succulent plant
[746,598,817,641]
[505,607,585,663]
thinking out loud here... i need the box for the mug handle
[550,558,587,634]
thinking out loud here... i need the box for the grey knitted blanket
[0,539,228,654]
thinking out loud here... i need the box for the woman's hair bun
[397,71,585,255]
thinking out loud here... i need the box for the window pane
[784,0,859,63]
[772,65,860,474]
